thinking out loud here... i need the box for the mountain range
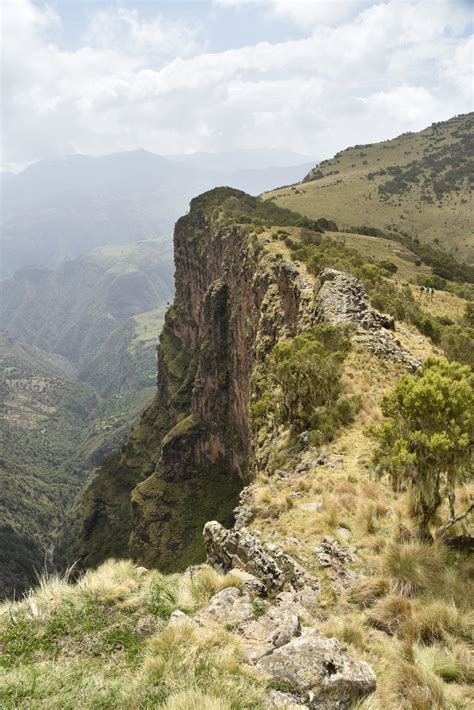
[1,148,315,277]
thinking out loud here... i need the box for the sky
[1,0,473,171]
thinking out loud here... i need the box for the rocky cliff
[78,187,416,572]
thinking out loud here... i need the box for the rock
[204,521,319,593]
[233,486,255,529]
[316,269,394,331]
[353,329,420,372]
[315,454,326,466]
[315,268,420,371]
[299,431,310,448]
[196,587,254,626]
[257,629,376,709]
[167,609,196,626]
[267,689,309,709]
[229,568,266,596]
[313,536,358,590]
[298,502,322,513]
[239,604,301,662]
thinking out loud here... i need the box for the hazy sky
[1,0,472,171]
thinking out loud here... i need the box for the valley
[0,239,173,597]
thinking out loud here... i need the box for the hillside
[0,332,97,597]
[1,149,314,277]
[0,326,162,599]
[0,238,173,381]
[264,113,473,262]
[2,188,472,709]
[0,239,173,598]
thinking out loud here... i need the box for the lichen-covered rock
[203,520,319,593]
[196,586,254,626]
[316,269,394,331]
[353,329,420,371]
[256,629,376,709]
[313,535,358,592]
[315,268,420,371]
[229,568,266,596]
[267,689,309,709]
[239,604,301,662]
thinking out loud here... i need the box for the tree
[267,324,351,434]
[368,358,473,540]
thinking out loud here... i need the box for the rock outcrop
[256,629,377,709]
[316,268,420,371]
[204,520,319,593]
[193,582,376,708]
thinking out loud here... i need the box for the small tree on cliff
[368,358,473,540]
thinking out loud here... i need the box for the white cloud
[269,0,374,27]
[84,8,201,63]
[1,0,472,171]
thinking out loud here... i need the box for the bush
[251,324,354,443]
[379,260,398,274]
[368,358,474,539]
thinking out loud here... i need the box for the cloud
[269,0,374,27]
[1,0,473,171]
[83,8,201,63]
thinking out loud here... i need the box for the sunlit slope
[264,113,473,261]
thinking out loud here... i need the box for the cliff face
[79,189,316,569]
[78,187,416,572]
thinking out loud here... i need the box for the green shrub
[368,358,474,539]
[251,324,354,443]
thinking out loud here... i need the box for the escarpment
[78,187,419,572]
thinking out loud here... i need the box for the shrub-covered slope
[0,332,97,597]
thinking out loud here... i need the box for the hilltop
[265,113,473,262]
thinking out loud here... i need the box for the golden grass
[263,115,474,260]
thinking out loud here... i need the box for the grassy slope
[246,348,473,709]
[264,113,473,261]
[0,562,268,709]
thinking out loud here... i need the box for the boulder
[267,689,309,709]
[239,604,301,662]
[257,629,376,709]
[196,587,254,627]
[229,567,266,596]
